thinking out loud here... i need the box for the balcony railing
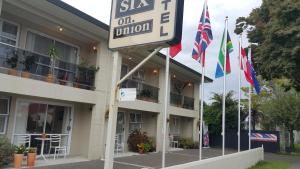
[170,93,194,110]
[121,79,159,103]
[0,42,96,90]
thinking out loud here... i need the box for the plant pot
[46,74,55,83]
[8,68,18,76]
[14,154,23,168]
[21,71,31,78]
[27,153,36,167]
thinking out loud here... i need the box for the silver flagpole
[162,48,170,168]
[238,35,242,152]
[222,16,228,156]
[199,0,208,160]
[248,46,252,150]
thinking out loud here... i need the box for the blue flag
[250,64,261,94]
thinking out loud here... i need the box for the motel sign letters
[109,0,184,49]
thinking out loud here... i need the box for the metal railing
[170,92,195,110]
[121,79,159,103]
[0,42,96,90]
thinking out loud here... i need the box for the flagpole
[162,48,170,168]
[199,0,208,160]
[222,16,228,156]
[238,35,242,152]
[248,46,252,150]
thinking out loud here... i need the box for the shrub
[127,130,155,153]
[0,137,14,167]
[179,138,197,149]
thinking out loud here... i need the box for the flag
[192,3,213,66]
[250,63,261,94]
[215,30,233,78]
[240,47,254,85]
[169,42,182,58]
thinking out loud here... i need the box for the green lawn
[250,161,290,169]
[295,143,300,153]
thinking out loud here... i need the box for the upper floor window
[0,96,9,134]
[25,31,79,64]
[0,20,18,46]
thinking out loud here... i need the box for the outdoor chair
[48,135,67,159]
[169,135,179,148]
[17,134,31,149]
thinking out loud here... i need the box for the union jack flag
[250,133,278,142]
[192,2,213,67]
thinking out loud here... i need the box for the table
[35,137,51,161]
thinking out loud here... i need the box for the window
[129,113,142,132]
[170,117,180,135]
[25,31,78,65]
[0,20,18,46]
[0,97,9,134]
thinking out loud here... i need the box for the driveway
[32,148,300,169]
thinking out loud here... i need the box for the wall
[164,148,264,169]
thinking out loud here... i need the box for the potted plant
[0,137,14,168]
[6,52,19,76]
[14,145,26,168]
[21,55,35,78]
[139,89,152,101]
[46,44,59,83]
[27,147,37,167]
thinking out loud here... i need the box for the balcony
[170,93,194,110]
[0,42,96,90]
[121,79,159,103]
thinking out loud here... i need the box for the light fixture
[128,57,132,60]
[188,82,192,87]
[153,69,158,74]
[172,74,176,79]
[58,26,63,32]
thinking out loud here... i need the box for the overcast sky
[62,0,262,102]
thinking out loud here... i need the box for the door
[116,112,125,147]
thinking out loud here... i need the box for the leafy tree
[260,80,300,151]
[204,91,244,135]
[235,0,300,90]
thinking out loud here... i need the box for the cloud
[62,0,262,102]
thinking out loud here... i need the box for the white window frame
[0,96,10,135]
[129,112,143,132]
[170,117,180,136]
[0,18,20,47]
[25,28,80,64]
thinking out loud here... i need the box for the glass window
[129,113,142,132]
[0,97,9,134]
[0,20,18,46]
[170,117,180,135]
[25,31,78,65]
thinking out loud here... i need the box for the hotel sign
[109,0,184,49]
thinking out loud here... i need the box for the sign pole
[104,51,120,169]
[162,48,170,168]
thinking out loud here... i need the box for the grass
[249,161,290,169]
[295,143,300,153]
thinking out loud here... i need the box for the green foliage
[15,145,27,154]
[235,0,300,90]
[250,161,290,169]
[0,137,14,167]
[6,52,18,69]
[295,143,300,153]
[127,130,154,153]
[178,138,198,149]
[204,91,243,135]
[27,147,37,154]
[22,55,35,72]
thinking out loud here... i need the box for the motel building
[0,0,212,161]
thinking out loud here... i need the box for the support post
[238,35,242,152]
[248,47,252,150]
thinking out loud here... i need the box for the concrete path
[264,153,300,169]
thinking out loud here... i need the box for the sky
[62,0,262,102]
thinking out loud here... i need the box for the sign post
[105,1,184,169]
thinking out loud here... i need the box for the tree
[235,0,300,90]
[260,81,300,151]
[204,91,244,135]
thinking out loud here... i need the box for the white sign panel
[119,88,137,101]
[109,0,184,49]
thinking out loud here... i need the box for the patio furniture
[48,135,67,159]
[35,136,51,161]
[17,134,31,149]
[169,135,179,148]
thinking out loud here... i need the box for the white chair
[17,135,31,149]
[48,135,67,159]
[169,135,179,149]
